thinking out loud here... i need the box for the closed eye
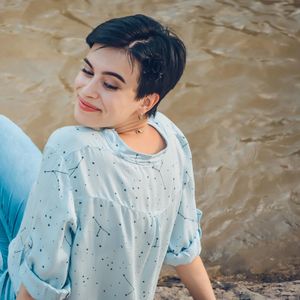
[103,82,119,91]
[81,68,94,76]
[81,67,119,91]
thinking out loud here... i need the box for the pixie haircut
[86,14,186,117]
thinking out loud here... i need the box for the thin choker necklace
[116,121,148,135]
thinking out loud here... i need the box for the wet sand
[155,276,300,299]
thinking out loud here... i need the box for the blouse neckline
[102,116,168,164]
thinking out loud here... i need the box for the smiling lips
[78,96,101,112]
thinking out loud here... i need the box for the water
[0,0,299,278]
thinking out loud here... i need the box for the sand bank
[155,276,300,299]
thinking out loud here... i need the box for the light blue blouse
[8,112,202,300]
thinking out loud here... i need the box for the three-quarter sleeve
[163,156,202,267]
[14,145,77,299]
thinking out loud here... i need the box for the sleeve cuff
[164,209,202,266]
[19,260,70,300]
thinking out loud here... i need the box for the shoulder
[44,125,106,156]
[154,112,192,157]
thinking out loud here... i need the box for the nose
[81,77,99,99]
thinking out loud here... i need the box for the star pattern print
[8,112,202,300]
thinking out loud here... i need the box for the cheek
[74,73,86,89]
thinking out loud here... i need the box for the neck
[115,117,149,135]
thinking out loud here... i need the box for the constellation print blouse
[8,112,202,300]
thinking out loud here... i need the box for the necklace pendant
[135,128,144,134]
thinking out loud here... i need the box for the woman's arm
[16,284,34,300]
[175,256,216,300]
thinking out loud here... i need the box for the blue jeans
[0,115,42,299]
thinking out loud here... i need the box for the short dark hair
[86,14,186,117]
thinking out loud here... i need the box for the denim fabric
[0,115,42,299]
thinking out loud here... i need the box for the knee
[0,115,14,129]
[0,115,19,144]
[0,115,10,122]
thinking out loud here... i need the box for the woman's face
[74,44,143,129]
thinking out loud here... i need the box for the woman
[0,14,215,300]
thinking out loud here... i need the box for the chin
[73,107,103,130]
[74,107,92,127]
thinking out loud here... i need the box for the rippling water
[0,0,299,278]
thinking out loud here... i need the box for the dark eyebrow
[83,58,126,84]
[102,71,126,84]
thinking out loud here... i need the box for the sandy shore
[155,276,300,299]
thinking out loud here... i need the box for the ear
[140,93,160,115]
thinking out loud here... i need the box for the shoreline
[155,275,300,299]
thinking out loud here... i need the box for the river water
[0,0,299,279]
